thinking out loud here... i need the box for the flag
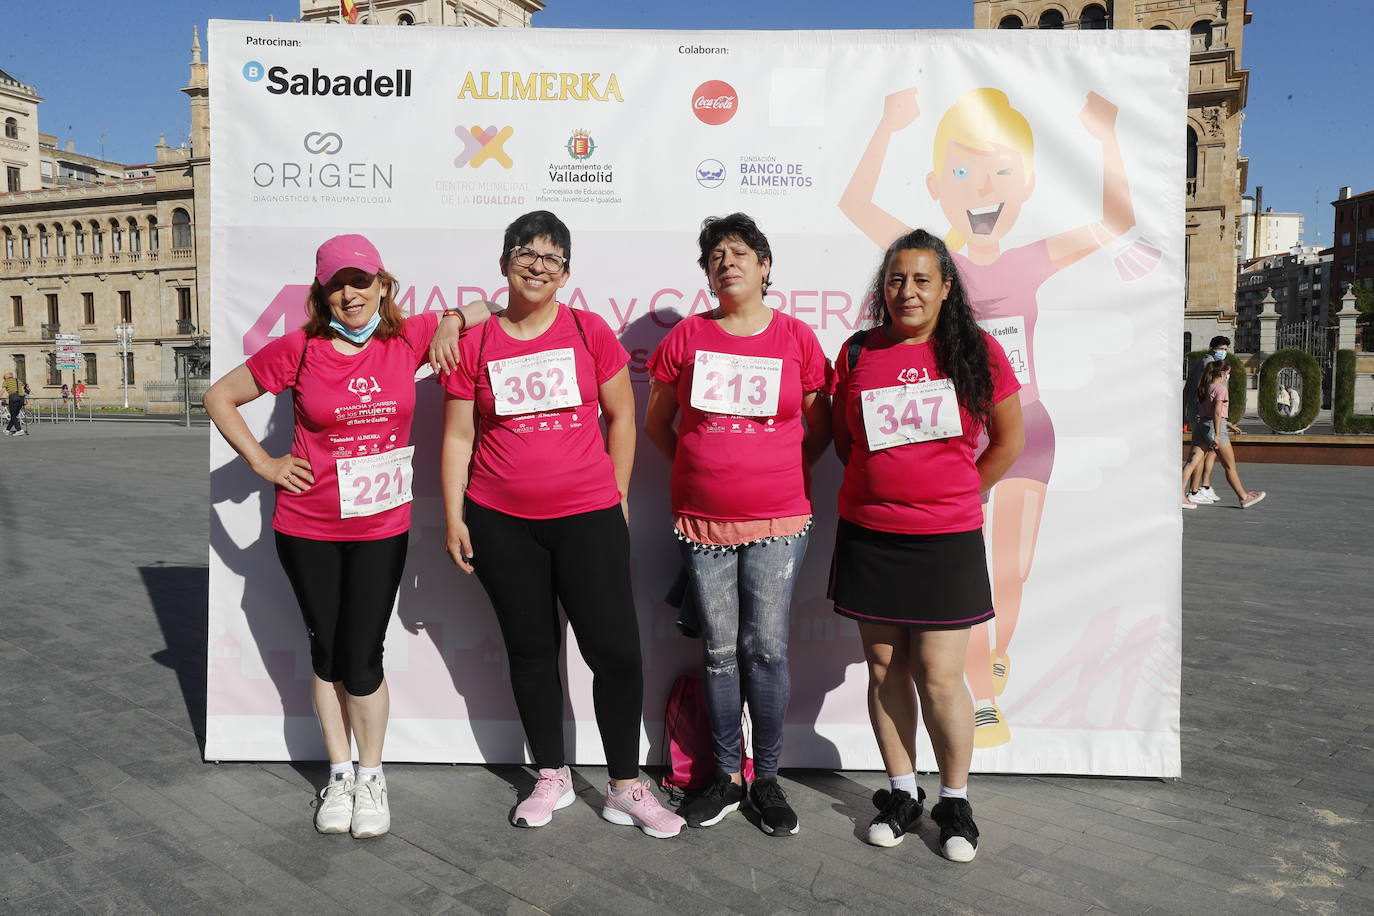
[340,0,359,23]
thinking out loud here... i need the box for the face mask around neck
[330,310,382,344]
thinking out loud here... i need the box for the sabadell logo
[692,80,738,126]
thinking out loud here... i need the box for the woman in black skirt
[830,228,1024,861]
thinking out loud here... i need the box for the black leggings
[274,531,408,697]
[466,501,643,780]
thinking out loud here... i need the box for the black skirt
[829,519,994,629]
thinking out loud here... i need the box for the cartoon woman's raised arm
[840,88,920,248]
[1046,92,1135,271]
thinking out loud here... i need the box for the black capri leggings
[274,530,408,697]
[465,501,644,780]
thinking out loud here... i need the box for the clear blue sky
[2,1,1366,246]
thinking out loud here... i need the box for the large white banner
[208,21,1187,776]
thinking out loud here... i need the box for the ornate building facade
[973,1,1251,346]
[298,0,545,28]
[0,34,210,412]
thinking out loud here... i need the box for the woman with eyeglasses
[643,212,831,836]
[204,234,488,838]
[440,210,685,839]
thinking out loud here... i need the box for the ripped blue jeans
[679,528,809,778]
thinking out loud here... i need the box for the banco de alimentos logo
[455,125,514,169]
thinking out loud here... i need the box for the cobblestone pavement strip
[0,425,1370,914]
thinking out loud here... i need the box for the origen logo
[695,159,726,189]
[454,125,514,169]
[303,131,343,155]
[692,80,738,126]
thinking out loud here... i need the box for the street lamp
[115,324,134,409]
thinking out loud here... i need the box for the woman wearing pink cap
[205,234,488,839]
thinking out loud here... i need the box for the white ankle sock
[357,764,384,780]
[329,761,353,780]
[889,772,918,795]
[939,784,968,799]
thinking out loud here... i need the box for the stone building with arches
[298,0,544,28]
[0,33,210,412]
[974,1,1251,345]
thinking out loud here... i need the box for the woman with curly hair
[830,229,1023,862]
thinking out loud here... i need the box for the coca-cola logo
[692,80,738,126]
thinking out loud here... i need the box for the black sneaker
[679,773,745,828]
[748,777,799,836]
[930,797,979,862]
[865,786,924,847]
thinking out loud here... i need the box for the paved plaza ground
[1,422,1371,915]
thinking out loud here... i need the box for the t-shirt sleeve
[794,321,831,393]
[403,311,441,368]
[582,310,630,384]
[984,332,1022,404]
[646,320,688,385]
[245,330,308,394]
[440,327,479,400]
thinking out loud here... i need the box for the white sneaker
[1191,487,1218,503]
[351,773,390,838]
[315,772,354,834]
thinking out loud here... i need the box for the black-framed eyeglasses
[508,246,567,273]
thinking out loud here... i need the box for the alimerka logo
[455,126,514,169]
[457,71,623,102]
[242,60,413,98]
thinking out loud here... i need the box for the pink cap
[315,234,384,285]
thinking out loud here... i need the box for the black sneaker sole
[687,801,740,828]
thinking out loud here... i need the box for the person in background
[73,380,86,407]
[61,383,70,407]
[1181,360,1264,509]
[1184,336,1230,504]
[204,234,485,839]
[3,372,28,437]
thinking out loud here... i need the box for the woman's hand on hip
[252,454,314,493]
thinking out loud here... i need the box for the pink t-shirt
[648,311,830,521]
[1199,382,1229,421]
[246,311,438,542]
[443,304,628,519]
[953,239,1055,406]
[834,329,1020,535]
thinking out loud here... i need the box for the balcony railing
[176,319,196,335]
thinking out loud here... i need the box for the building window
[1038,10,1065,29]
[3,231,12,259]
[1080,4,1109,29]
[3,117,17,140]
[1366,228,1374,243]
[74,226,85,254]
[1342,233,1352,246]
[56,231,66,257]
[46,352,60,386]
[1191,20,1213,50]
[122,352,135,385]
[129,224,141,253]
[172,208,192,249]
[397,11,415,24]
[91,225,103,255]
[149,217,159,251]
[111,224,122,253]
[1186,127,1198,186]
[84,353,97,385]
[5,167,19,193]
[46,293,59,326]
[21,231,31,258]
[10,296,21,326]
[177,287,192,322]
[118,290,132,323]
[998,14,1023,28]
[13,354,26,386]
[82,292,95,325]
[39,229,49,257]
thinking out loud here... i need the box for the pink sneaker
[511,767,575,828]
[601,780,685,838]
[1241,490,1267,509]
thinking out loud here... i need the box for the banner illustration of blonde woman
[841,86,1142,748]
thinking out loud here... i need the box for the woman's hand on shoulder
[252,454,314,494]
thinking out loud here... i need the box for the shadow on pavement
[141,561,210,753]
